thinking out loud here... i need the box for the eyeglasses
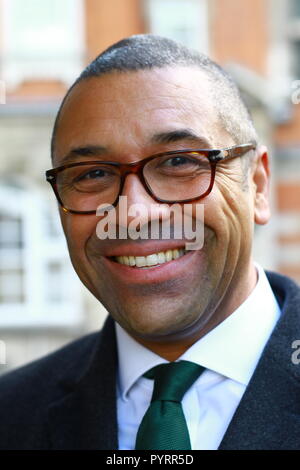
[45,143,256,215]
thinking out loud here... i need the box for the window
[292,40,300,78]
[0,184,83,327]
[292,0,300,17]
[145,0,209,52]
[1,0,84,88]
[288,0,300,78]
[0,215,24,303]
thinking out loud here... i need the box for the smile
[103,246,200,285]
[113,248,186,268]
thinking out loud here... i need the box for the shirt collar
[116,263,281,400]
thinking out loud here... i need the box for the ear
[252,145,271,225]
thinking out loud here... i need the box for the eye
[156,154,203,174]
[76,168,108,181]
[162,156,195,167]
[70,165,119,192]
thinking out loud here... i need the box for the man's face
[54,67,270,344]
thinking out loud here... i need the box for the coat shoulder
[0,330,100,449]
[0,330,100,399]
[266,270,300,308]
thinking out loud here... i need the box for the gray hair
[51,34,258,162]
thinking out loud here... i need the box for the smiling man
[0,35,300,451]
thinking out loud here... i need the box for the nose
[116,173,171,232]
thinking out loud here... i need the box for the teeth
[157,252,166,264]
[115,248,186,268]
[128,256,136,266]
[165,250,172,262]
[146,254,159,266]
[135,256,146,267]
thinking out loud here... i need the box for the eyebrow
[150,129,212,148]
[59,145,108,165]
[57,129,212,165]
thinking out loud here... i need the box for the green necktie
[135,360,205,450]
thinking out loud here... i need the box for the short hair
[51,34,258,162]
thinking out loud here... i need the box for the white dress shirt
[116,264,281,450]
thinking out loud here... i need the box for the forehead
[54,67,230,162]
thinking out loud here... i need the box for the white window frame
[0,0,85,89]
[145,0,209,53]
[268,0,296,85]
[0,185,83,328]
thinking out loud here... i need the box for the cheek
[60,212,98,258]
[200,185,254,243]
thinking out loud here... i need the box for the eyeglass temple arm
[209,143,256,163]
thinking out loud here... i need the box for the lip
[101,248,201,285]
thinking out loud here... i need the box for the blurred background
[0,0,299,373]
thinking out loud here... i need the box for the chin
[118,303,202,341]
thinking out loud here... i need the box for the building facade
[0,0,299,372]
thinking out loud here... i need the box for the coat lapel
[47,316,119,450]
[219,272,300,449]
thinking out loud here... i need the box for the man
[0,34,299,450]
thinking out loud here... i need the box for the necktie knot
[136,360,205,450]
[146,360,205,403]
